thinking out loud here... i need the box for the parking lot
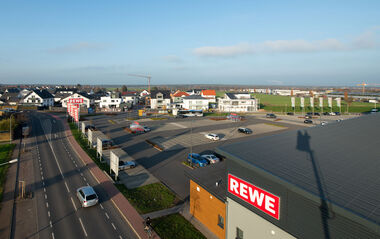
[85,112,307,199]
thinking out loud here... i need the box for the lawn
[252,93,377,113]
[0,144,16,208]
[151,214,206,239]
[115,183,178,214]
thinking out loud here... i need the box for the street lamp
[0,158,18,167]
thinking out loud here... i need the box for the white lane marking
[64,182,70,193]
[86,183,90,186]
[41,124,65,179]
[169,122,188,128]
[83,177,87,182]
[45,194,47,199]
[52,232,55,239]
[43,188,46,192]
[119,236,122,239]
[79,218,88,237]
[100,204,104,210]
[41,175,44,180]
[71,197,77,211]
[48,211,50,217]
[46,202,49,208]
[80,173,84,177]
[49,221,52,228]
[111,223,116,230]
[105,212,109,219]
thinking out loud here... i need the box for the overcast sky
[0,0,379,86]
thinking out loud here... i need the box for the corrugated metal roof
[217,114,380,225]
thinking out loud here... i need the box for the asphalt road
[88,113,305,199]
[24,112,137,239]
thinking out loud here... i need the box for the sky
[0,0,379,86]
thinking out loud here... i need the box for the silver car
[76,186,98,208]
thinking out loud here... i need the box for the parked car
[176,114,187,118]
[313,112,320,116]
[187,153,209,167]
[201,154,220,164]
[76,186,99,208]
[323,112,330,116]
[205,133,220,141]
[306,112,312,115]
[371,108,379,113]
[286,112,294,116]
[119,161,136,170]
[320,121,327,126]
[328,112,336,116]
[102,139,113,149]
[266,113,276,118]
[334,112,341,115]
[305,115,312,119]
[143,126,151,132]
[238,127,252,134]
[304,119,313,124]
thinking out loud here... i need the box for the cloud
[163,55,184,63]
[47,42,108,54]
[194,29,379,57]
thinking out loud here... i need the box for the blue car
[187,153,209,167]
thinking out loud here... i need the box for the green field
[0,144,16,208]
[252,93,377,113]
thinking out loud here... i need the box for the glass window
[217,215,224,229]
[236,227,243,239]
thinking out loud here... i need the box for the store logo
[228,174,280,220]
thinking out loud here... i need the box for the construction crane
[357,82,380,94]
[128,74,151,94]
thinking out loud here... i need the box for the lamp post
[0,158,18,167]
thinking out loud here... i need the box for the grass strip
[0,144,16,209]
[151,213,206,239]
[115,183,177,214]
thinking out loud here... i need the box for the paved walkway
[52,114,159,239]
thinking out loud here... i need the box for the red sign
[228,174,280,220]
[73,107,79,122]
[69,98,83,104]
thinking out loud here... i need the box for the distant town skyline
[0,1,379,86]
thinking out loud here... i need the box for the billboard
[336,98,341,108]
[300,97,304,108]
[328,97,332,108]
[69,98,84,104]
[110,150,119,180]
[310,97,314,108]
[319,97,323,108]
[291,97,295,108]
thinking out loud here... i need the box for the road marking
[41,124,65,179]
[79,218,88,237]
[46,202,49,208]
[86,183,90,186]
[83,177,87,182]
[100,204,104,210]
[48,211,50,217]
[43,188,46,192]
[119,236,123,239]
[71,197,77,211]
[64,182,70,193]
[45,194,47,199]
[41,175,44,180]
[49,221,52,228]
[111,223,116,230]
[52,232,55,239]
[169,122,187,128]
[80,173,84,177]
[105,212,109,219]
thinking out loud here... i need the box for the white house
[218,93,258,112]
[61,93,93,108]
[140,90,150,97]
[201,90,216,103]
[182,95,210,111]
[23,90,54,107]
[121,91,139,106]
[99,96,122,109]
[150,91,171,109]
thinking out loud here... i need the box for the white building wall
[99,96,122,108]
[61,93,91,108]
[182,99,209,110]
[150,98,171,109]
[218,98,258,112]
[227,198,295,239]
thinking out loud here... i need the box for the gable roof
[150,90,171,99]
[216,114,380,227]
[26,90,54,99]
[201,90,216,96]
[121,91,138,96]
[172,91,190,97]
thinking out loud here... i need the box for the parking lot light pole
[0,158,18,167]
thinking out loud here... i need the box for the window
[232,101,239,105]
[217,215,224,229]
[236,227,243,239]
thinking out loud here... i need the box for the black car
[266,113,276,118]
[286,112,294,116]
[334,112,341,115]
[323,112,329,116]
[306,112,312,115]
[304,119,313,124]
[238,127,252,134]
[313,112,320,116]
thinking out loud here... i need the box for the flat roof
[216,114,380,227]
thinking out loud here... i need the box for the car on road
[205,133,220,141]
[371,108,379,114]
[119,161,136,170]
[76,186,99,208]
[287,112,294,115]
[187,153,209,167]
[305,115,312,119]
[143,126,151,132]
[201,154,220,164]
[238,127,252,134]
[320,121,327,126]
[266,113,277,118]
[304,119,313,124]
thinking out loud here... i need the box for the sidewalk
[0,140,20,239]
[54,114,158,239]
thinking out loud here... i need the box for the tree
[121,85,128,92]
[77,83,82,89]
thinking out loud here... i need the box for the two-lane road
[27,112,138,239]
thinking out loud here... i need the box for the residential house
[140,90,150,97]
[121,91,139,107]
[171,90,190,103]
[0,92,20,105]
[182,95,210,111]
[23,89,54,107]
[218,93,258,112]
[150,90,171,109]
[201,90,216,102]
[99,96,122,109]
[61,92,93,108]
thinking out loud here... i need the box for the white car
[321,121,327,126]
[201,154,220,164]
[119,161,136,170]
[205,133,220,141]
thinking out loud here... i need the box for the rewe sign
[228,174,280,220]
[69,98,84,104]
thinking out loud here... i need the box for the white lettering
[240,184,248,199]
[230,178,239,194]
[265,196,276,214]
[249,187,264,206]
